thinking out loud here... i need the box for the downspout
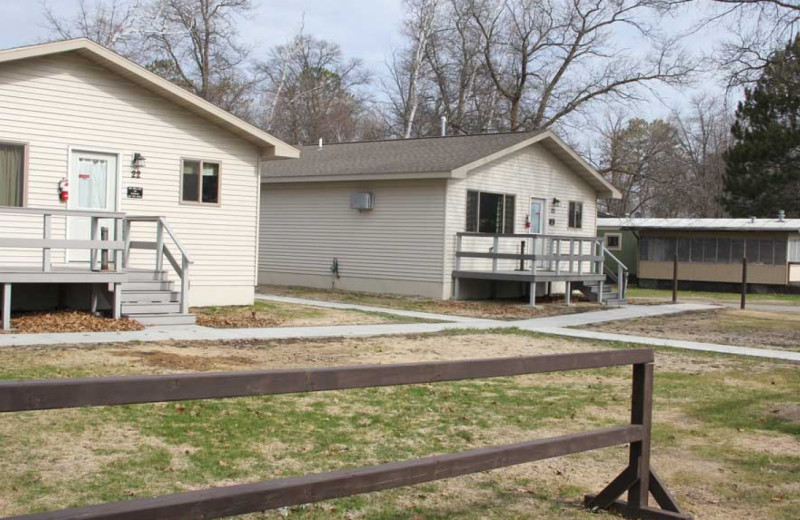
[254,152,262,291]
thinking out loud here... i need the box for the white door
[67,150,118,263]
[529,198,546,268]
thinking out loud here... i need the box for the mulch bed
[2,310,145,334]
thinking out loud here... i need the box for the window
[182,159,219,204]
[641,237,675,262]
[605,233,622,250]
[568,201,583,229]
[677,238,691,262]
[0,142,25,207]
[465,190,515,234]
[789,239,800,262]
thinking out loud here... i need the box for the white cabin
[0,39,298,327]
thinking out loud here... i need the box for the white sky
[0,0,741,126]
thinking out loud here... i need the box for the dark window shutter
[504,195,515,234]
[466,191,479,232]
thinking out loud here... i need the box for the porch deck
[0,207,195,329]
[453,232,627,306]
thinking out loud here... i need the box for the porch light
[552,197,561,207]
[132,153,147,169]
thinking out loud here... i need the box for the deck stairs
[120,269,195,326]
[578,281,627,306]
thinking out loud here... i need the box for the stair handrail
[123,216,194,314]
[602,246,629,301]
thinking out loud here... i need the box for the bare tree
[670,0,800,87]
[42,0,151,55]
[669,94,731,216]
[386,0,440,138]
[259,35,375,144]
[467,0,696,131]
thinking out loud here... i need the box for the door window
[529,199,544,234]
[76,156,110,209]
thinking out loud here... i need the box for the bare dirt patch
[1,310,144,334]
[259,284,604,320]
[583,309,800,350]
[111,350,257,371]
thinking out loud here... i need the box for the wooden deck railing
[123,216,194,314]
[455,232,604,276]
[0,349,690,520]
[0,207,126,273]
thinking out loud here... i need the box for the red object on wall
[58,178,69,202]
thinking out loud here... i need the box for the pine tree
[722,36,800,218]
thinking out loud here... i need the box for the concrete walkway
[513,302,717,328]
[0,296,796,363]
[527,326,800,363]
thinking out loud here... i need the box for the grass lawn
[192,299,435,328]
[0,332,798,520]
[627,287,800,305]
[258,285,603,320]
[582,309,800,351]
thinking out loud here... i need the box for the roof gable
[0,39,298,158]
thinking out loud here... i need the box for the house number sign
[127,186,143,199]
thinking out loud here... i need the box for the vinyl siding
[259,180,447,298]
[0,53,261,305]
[443,143,599,293]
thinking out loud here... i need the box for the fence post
[1,283,10,330]
[672,252,678,303]
[156,218,164,272]
[519,240,525,271]
[628,362,653,508]
[741,256,748,310]
[42,213,52,272]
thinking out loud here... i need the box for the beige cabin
[0,39,298,327]
[259,131,625,303]
[598,218,800,291]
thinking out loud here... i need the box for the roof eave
[0,38,299,159]
[261,171,453,183]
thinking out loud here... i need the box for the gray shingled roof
[260,130,547,179]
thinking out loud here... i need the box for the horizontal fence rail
[0,349,690,520]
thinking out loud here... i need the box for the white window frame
[605,232,622,251]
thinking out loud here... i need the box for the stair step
[120,290,180,304]
[126,270,169,282]
[129,313,196,326]
[122,280,174,291]
[122,302,181,315]
[605,298,628,306]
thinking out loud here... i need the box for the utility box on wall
[350,192,375,211]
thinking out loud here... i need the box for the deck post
[1,283,10,330]
[115,218,124,272]
[492,235,499,272]
[453,278,460,300]
[180,256,190,315]
[112,283,122,320]
[569,239,575,273]
[90,216,99,271]
[90,284,99,315]
[122,219,132,268]
[565,281,571,306]
[555,239,561,275]
[156,218,165,272]
[529,282,537,308]
[42,213,52,272]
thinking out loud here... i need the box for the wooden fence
[0,349,690,520]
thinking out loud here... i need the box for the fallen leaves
[5,310,145,334]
